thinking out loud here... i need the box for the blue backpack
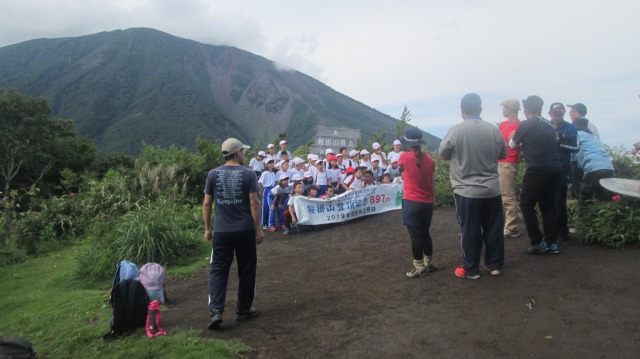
[112,260,138,286]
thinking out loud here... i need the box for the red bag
[145,300,167,338]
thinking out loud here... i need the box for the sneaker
[455,267,480,279]
[504,228,521,238]
[424,264,438,273]
[208,309,223,329]
[235,307,258,321]
[485,267,502,276]
[549,242,560,254]
[280,226,287,231]
[262,225,269,230]
[268,226,276,232]
[406,267,426,278]
[523,241,549,255]
[283,228,290,236]
[569,227,578,234]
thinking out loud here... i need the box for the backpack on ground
[0,337,35,359]
[138,263,168,304]
[103,279,149,340]
[145,300,167,338]
[112,260,138,286]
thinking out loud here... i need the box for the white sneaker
[503,228,521,238]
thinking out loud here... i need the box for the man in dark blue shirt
[549,103,579,241]
[510,96,563,255]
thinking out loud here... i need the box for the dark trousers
[402,200,434,260]
[208,230,257,313]
[579,169,614,205]
[570,161,583,199]
[454,194,504,274]
[555,170,570,236]
[520,171,562,245]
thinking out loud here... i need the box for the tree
[395,105,412,140]
[0,89,95,237]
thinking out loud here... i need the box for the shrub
[76,199,203,281]
[575,198,640,248]
[434,156,455,207]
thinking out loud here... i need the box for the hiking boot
[523,241,549,255]
[208,309,223,329]
[283,228,290,235]
[485,267,502,276]
[406,267,426,278]
[549,242,560,254]
[455,267,480,279]
[424,263,437,273]
[235,307,258,321]
[503,228,521,238]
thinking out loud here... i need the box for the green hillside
[0,28,440,154]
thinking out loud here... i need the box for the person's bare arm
[203,194,214,241]
[249,192,264,244]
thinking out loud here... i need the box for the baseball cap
[500,99,521,111]
[279,140,287,146]
[549,102,566,113]
[336,153,343,157]
[292,174,303,181]
[360,149,370,155]
[372,142,381,150]
[327,155,338,161]
[568,103,587,116]
[371,154,380,162]
[349,150,359,158]
[263,157,275,164]
[393,140,402,146]
[257,151,266,157]
[293,157,305,166]
[221,138,250,155]
[325,148,334,155]
[304,171,313,178]
[391,158,398,163]
[345,166,355,174]
[267,143,275,149]
[278,174,289,182]
[310,154,319,161]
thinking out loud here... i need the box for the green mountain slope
[0,28,440,154]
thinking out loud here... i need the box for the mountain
[0,28,440,155]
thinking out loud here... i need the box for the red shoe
[455,267,480,279]
[268,227,276,232]
[280,226,287,231]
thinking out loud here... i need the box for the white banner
[294,183,403,225]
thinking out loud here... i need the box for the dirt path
[164,208,640,358]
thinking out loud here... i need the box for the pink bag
[145,300,167,338]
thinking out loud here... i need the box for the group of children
[252,140,405,235]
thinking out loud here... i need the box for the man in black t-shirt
[510,96,563,255]
[203,138,264,329]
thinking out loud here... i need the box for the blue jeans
[208,230,257,313]
[454,194,504,274]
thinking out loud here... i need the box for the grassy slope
[0,245,247,358]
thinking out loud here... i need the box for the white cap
[349,149,359,158]
[310,154,320,161]
[263,156,275,164]
[325,148,334,155]
[257,151,266,157]
[360,149,370,155]
[307,154,313,160]
[292,174,303,181]
[391,158,399,163]
[275,160,284,168]
[293,157,305,166]
[371,154,380,162]
[304,171,313,178]
[278,174,289,181]
[372,142,381,150]
[267,143,275,149]
[336,153,343,157]
[393,140,402,146]
[279,140,287,146]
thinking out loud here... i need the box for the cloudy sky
[1,0,639,148]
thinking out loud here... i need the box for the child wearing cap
[314,159,329,196]
[359,149,372,168]
[372,142,388,169]
[283,182,304,235]
[302,171,315,196]
[250,151,266,176]
[266,144,276,158]
[275,140,288,161]
[258,158,277,229]
[346,150,359,168]
[268,174,293,231]
[276,160,292,182]
[384,158,400,179]
[326,155,341,191]
[387,140,403,164]
[369,154,384,183]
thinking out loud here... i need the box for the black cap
[549,102,565,112]
[568,103,587,116]
[522,95,544,114]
